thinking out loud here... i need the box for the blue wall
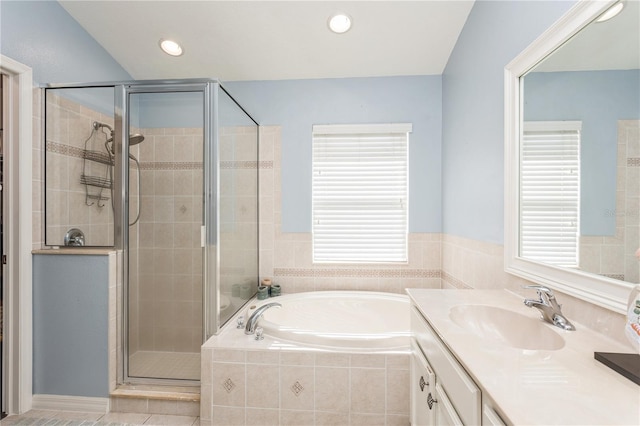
[226,75,442,233]
[0,0,130,84]
[441,0,576,244]
[524,70,640,236]
[33,254,110,398]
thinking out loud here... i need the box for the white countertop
[407,289,640,426]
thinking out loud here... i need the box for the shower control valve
[236,316,244,329]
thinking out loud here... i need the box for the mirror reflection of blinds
[312,124,411,263]
[521,121,581,268]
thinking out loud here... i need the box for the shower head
[95,121,145,147]
[104,133,145,154]
[129,134,145,145]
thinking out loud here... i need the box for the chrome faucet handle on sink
[523,285,576,331]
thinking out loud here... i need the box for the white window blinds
[312,124,411,263]
[520,121,581,268]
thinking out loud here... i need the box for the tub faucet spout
[245,302,282,335]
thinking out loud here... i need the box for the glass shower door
[126,90,204,381]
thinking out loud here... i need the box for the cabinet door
[434,383,464,426]
[411,341,436,426]
[482,404,506,426]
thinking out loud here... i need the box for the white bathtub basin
[256,291,410,350]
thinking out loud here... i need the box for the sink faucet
[245,302,282,335]
[523,285,575,331]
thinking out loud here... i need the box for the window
[520,121,581,268]
[312,123,411,263]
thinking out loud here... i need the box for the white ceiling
[534,0,640,73]
[59,0,475,82]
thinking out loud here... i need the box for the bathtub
[251,291,410,350]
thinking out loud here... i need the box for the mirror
[505,0,639,313]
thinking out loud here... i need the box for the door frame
[1,55,33,415]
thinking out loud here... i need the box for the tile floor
[0,410,199,425]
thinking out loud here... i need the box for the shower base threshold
[110,384,200,416]
[128,350,200,381]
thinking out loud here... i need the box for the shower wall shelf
[81,124,113,208]
[80,173,112,189]
[82,149,113,166]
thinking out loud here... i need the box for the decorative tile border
[47,141,206,171]
[602,273,625,281]
[220,160,273,169]
[628,158,640,167]
[441,272,472,290]
[274,267,441,279]
[46,140,85,158]
[139,162,202,171]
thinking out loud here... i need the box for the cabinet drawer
[410,340,436,426]
[411,306,481,426]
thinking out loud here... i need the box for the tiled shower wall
[258,126,442,294]
[219,126,260,324]
[579,120,640,283]
[132,127,204,354]
[44,92,115,246]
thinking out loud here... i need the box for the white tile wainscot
[201,314,411,426]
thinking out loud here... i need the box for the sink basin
[449,305,565,351]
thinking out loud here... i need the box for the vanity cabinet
[410,340,436,425]
[411,306,486,426]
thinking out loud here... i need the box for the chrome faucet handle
[255,327,264,341]
[236,316,244,329]
[523,284,555,301]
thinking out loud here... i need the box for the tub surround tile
[279,410,314,426]
[385,354,410,370]
[246,349,279,365]
[350,353,385,368]
[315,352,349,367]
[315,411,350,425]
[350,413,386,425]
[203,325,411,424]
[246,364,279,409]
[245,408,279,425]
[386,414,410,426]
[213,348,246,363]
[279,351,314,366]
[314,367,349,412]
[280,367,314,410]
[211,406,245,426]
[350,368,386,414]
[212,363,246,407]
[385,369,410,414]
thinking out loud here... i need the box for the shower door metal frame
[42,78,258,385]
[116,80,218,385]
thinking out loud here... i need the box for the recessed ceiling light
[328,13,352,34]
[596,1,624,23]
[159,39,183,56]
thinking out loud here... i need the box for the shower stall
[44,79,259,383]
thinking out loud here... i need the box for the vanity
[407,289,640,425]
